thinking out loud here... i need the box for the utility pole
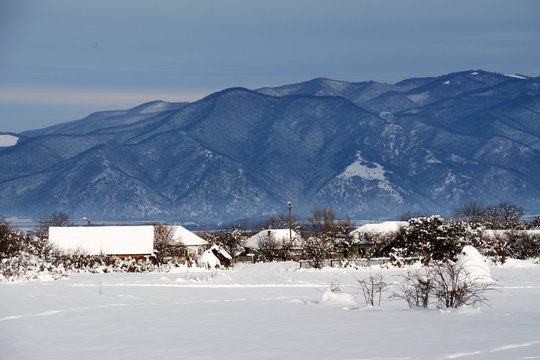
[288,201,292,241]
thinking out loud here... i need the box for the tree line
[1,201,539,281]
[190,202,540,267]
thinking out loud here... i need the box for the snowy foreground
[1,261,539,360]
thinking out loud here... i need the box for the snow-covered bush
[405,216,467,265]
[508,230,540,259]
[374,216,468,265]
[481,230,540,263]
[1,216,67,282]
[320,280,357,307]
[0,216,179,282]
[300,235,332,269]
[0,252,67,282]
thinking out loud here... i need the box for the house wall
[186,245,205,259]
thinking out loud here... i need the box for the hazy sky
[1,0,539,133]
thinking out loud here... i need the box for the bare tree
[254,213,302,232]
[485,202,524,230]
[455,201,524,230]
[453,201,486,225]
[308,207,338,235]
[153,224,183,264]
[34,211,73,239]
[399,210,426,221]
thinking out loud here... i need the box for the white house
[48,226,154,258]
[245,229,301,250]
[170,225,208,259]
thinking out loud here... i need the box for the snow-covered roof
[209,244,232,260]
[349,221,407,239]
[245,229,300,249]
[49,226,154,255]
[171,225,208,247]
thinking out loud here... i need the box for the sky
[1,0,539,133]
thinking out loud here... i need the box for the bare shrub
[391,262,494,309]
[430,262,493,309]
[356,273,387,306]
[329,280,342,293]
[391,268,433,308]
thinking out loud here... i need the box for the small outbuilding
[48,225,154,258]
[197,249,221,269]
[208,244,232,268]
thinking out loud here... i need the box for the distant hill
[1,71,539,225]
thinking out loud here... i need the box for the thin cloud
[0,85,207,106]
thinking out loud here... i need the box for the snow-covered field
[1,261,539,360]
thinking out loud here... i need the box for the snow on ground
[338,152,386,181]
[504,74,528,80]
[0,134,18,147]
[456,245,493,283]
[1,261,539,360]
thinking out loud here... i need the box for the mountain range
[1,70,539,225]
